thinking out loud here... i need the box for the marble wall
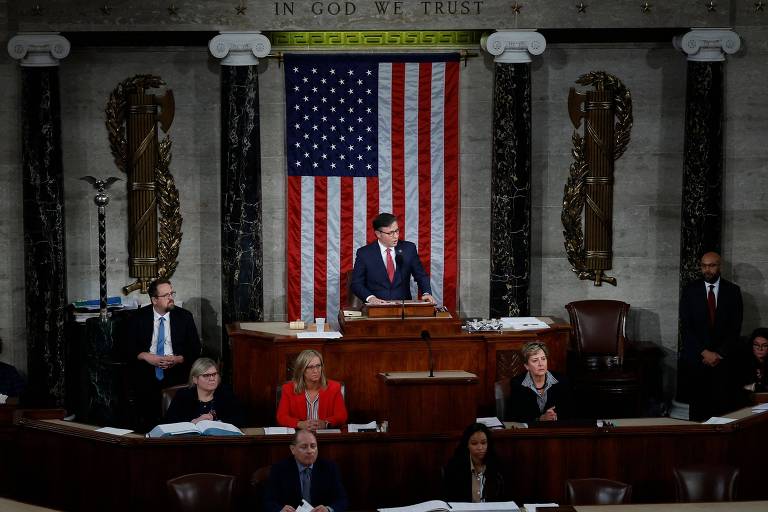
[1,17,767,403]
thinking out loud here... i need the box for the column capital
[209,32,271,66]
[7,32,71,67]
[674,28,741,62]
[481,30,546,64]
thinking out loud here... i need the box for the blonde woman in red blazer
[277,349,348,429]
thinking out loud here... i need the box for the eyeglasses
[198,372,219,380]
[754,344,768,350]
[305,363,323,371]
[377,228,399,236]
[155,291,177,299]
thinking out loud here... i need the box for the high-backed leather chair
[248,465,272,512]
[167,472,236,512]
[161,384,188,417]
[673,464,740,502]
[566,478,633,505]
[343,270,364,310]
[565,300,641,418]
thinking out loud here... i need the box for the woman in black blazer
[442,423,506,502]
[507,341,572,424]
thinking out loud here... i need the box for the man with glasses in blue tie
[126,278,201,430]
[264,429,348,512]
[350,212,436,305]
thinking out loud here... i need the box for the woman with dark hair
[164,357,245,426]
[507,341,572,424]
[276,349,348,430]
[442,423,506,502]
[741,327,768,393]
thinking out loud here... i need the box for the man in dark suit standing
[679,251,743,421]
[264,429,348,512]
[125,278,201,430]
[350,212,436,305]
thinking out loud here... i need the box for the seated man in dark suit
[264,429,348,512]
[0,339,25,404]
[124,278,201,430]
[350,212,436,305]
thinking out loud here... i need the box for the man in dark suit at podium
[679,251,743,421]
[350,212,436,305]
[126,278,201,429]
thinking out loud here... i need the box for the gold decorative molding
[268,30,484,49]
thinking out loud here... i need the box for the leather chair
[161,384,188,417]
[673,464,740,502]
[343,270,364,311]
[167,472,236,512]
[565,300,641,418]
[566,478,633,505]
[248,465,272,512]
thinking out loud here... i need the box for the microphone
[395,250,405,319]
[421,330,435,377]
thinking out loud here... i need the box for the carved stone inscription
[273,1,484,17]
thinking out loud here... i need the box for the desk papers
[500,317,549,330]
[148,420,243,437]
[263,427,296,435]
[476,417,504,429]
[702,416,736,425]
[379,500,520,512]
[348,421,378,433]
[95,427,133,436]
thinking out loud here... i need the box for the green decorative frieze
[268,31,484,49]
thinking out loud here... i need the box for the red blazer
[276,379,348,428]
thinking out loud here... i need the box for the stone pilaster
[209,32,271,348]
[8,33,70,406]
[672,28,740,418]
[482,30,545,318]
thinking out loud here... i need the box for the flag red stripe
[314,176,328,318]
[286,176,303,320]
[339,176,354,306]
[417,62,433,286]
[390,63,406,225]
[442,61,460,311]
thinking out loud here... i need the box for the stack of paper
[476,417,504,429]
[348,421,378,432]
[500,317,549,330]
[752,403,768,413]
[263,426,296,435]
[702,417,736,425]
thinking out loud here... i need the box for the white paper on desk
[0,394,7,404]
[449,501,520,511]
[95,426,133,436]
[263,427,296,435]
[702,416,736,424]
[315,428,342,434]
[752,403,768,412]
[500,317,549,330]
[523,504,558,512]
[348,421,378,432]
[296,331,343,339]
[476,417,504,429]
[296,499,314,512]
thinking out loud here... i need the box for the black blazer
[350,240,431,302]
[264,457,348,512]
[442,457,506,502]
[163,385,245,427]
[679,278,743,365]
[507,372,572,424]
[124,305,202,386]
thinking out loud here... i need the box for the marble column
[8,33,71,406]
[482,31,546,318]
[209,32,271,341]
[671,28,740,419]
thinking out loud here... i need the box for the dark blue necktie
[300,467,312,503]
[155,317,165,380]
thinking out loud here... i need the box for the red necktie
[707,285,716,329]
[386,248,395,283]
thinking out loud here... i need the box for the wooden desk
[551,503,768,512]
[228,319,570,424]
[7,407,768,512]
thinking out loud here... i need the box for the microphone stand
[421,330,435,377]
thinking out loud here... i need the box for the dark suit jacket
[125,304,202,387]
[350,240,431,302]
[680,278,743,365]
[507,372,572,424]
[264,457,348,512]
[163,384,245,427]
[442,456,506,502]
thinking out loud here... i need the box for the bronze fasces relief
[105,75,182,295]
[562,72,633,286]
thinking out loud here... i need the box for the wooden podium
[378,370,478,433]
[338,309,462,337]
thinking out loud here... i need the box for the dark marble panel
[489,63,532,318]
[220,65,264,333]
[679,61,724,290]
[21,67,68,406]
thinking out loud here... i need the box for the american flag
[284,53,460,323]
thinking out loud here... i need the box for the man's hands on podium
[421,293,437,305]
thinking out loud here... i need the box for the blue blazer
[350,240,431,302]
[264,457,348,512]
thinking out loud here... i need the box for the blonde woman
[276,350,348,429]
